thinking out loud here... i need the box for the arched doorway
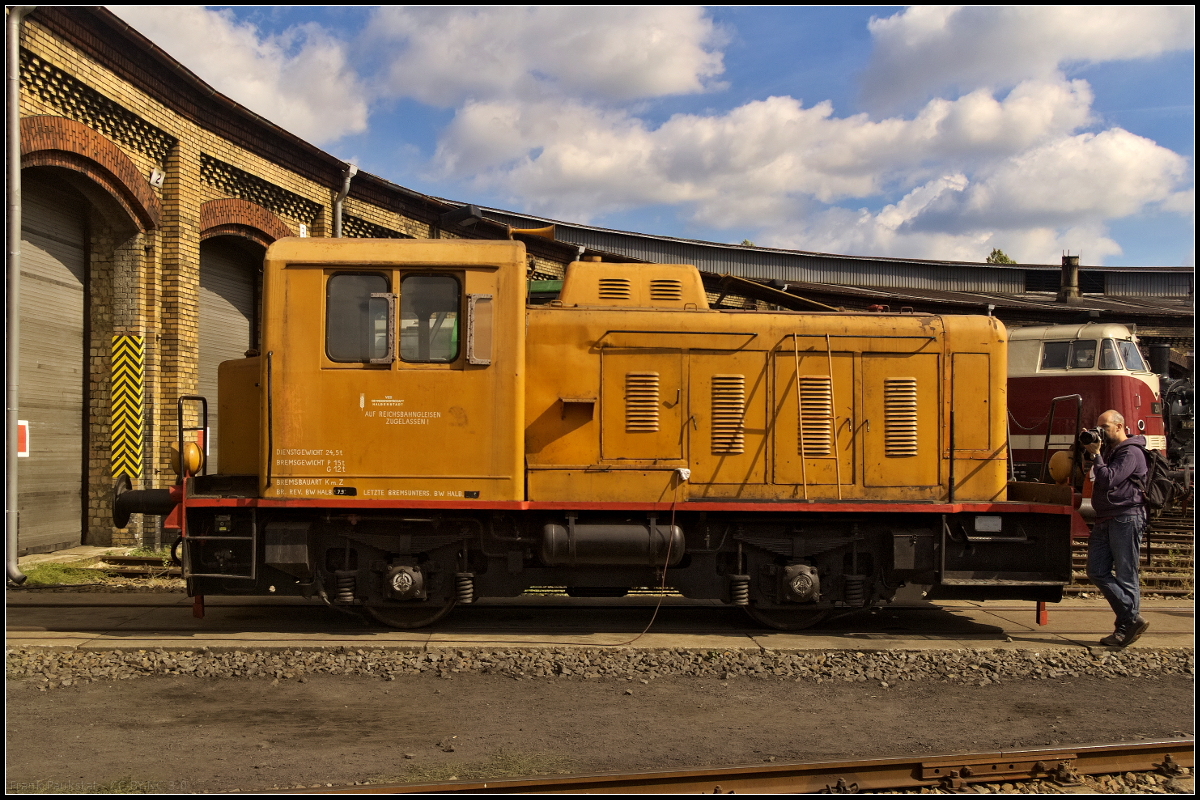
[20,117,161,551]
[198,236,264,473]
[18,173,88,553]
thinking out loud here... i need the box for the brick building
[12,7,581,553]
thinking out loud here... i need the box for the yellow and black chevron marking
[111,335,145,479]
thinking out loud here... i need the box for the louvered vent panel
[884,377,919,457]
[711,375,746,454]
[649,279,683,301]
[599,278,632,300]
[798,376,833,456]
[625,372,660,432]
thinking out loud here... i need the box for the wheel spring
[455,572,475,604]
[843,574,867,607]
[729,574,750,606]
[334,570,356,603]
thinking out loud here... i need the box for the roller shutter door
[18,178,86,553]
[199,238,257,473]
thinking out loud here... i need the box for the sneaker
[1100,618,1150,648]
[1123,617,1150,646]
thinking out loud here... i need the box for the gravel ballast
[6,645,1193,794]
[7,644,1193,689]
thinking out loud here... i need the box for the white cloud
[757,124,1193,264]
[753,126,1188,263]
[1160,189,1195,218]
[369,6,725,106]
[757,182,1126,266]
[108,6,368,144]
[862,6,1195,112]
[430,73,1186,264]
[953,129,1189,227]
[436,79,1103,208]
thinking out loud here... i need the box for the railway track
[267,740,1193,794]
[80,554,181,579]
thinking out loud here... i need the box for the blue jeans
[1087,508,1146,628]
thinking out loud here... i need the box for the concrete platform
[5,587,1192,652]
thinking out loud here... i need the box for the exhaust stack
[1056,254,1080,303]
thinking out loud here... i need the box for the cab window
[1040,340,1100,370]
[1117,340,1147,371]
[400,275,460,362]
[1070,340,1096,369]
[326,273,390,362]
[1100,339,1122,370]
[1040,341,1069,369]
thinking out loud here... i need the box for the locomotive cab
[255,238,526,502]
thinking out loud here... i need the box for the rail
[266,739,1192,794]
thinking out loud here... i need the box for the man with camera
[1081,410,1149,647]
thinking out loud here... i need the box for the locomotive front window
[326,273,390,362]
[400,275,460,363]
[1100,339,1122,370]
[1117,340,1147,371]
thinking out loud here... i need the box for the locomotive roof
[1007,322,1138,342]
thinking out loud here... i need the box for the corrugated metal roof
[696,272,1192,342]
[480,207,1193,298]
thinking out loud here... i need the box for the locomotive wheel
[744,606,831,631]
[365,598,457,629]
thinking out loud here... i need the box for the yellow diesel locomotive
[117,239,1075,629]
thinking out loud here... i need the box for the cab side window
[326,273,390,362]
[1040,341,1069,369]
[400,275,460,363]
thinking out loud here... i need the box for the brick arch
[20,115,161,231]
[200,198,293,247]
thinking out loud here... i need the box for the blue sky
[110,6,1194,266]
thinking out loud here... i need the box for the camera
[1078,428,1104,445]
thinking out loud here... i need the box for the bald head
[1097,409,1127,445]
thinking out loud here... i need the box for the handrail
[793,334,808,500]
[1039,394,1082,484]
[595,329,758,351]
[176,395,208,483]
[825,333,843,500]
[265,351,273,489]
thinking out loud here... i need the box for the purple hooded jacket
[1090,434,1148,521]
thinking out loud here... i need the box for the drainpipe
[7,7,35,584]
[331,163,357,238]
[1056,254,1080,303]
